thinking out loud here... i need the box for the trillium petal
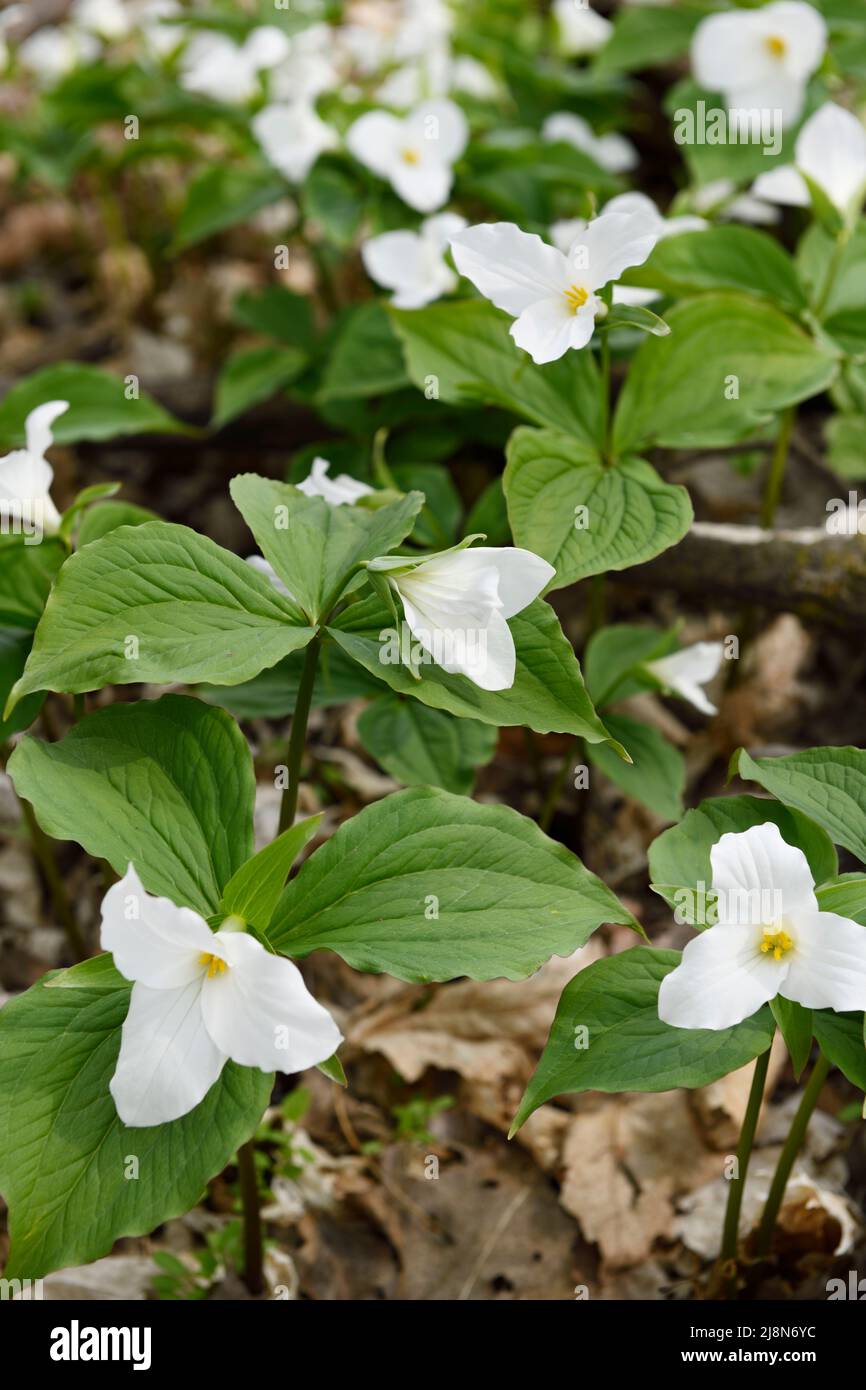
[346,110,403,177]
[405,98,468,163]
[24,400,68,460]
[647,641,724,714]
[658,922,783,1030]
[111,978,226,1127]
[460,606,516,691]
[760,1,827,80]
[511,295,583,363]
[421,211,468,252]
[795,102,866,216]
[464,546,555,617]
[751,163,810,208]
[100,865,218,989]
[450,223,569,316]
[710,821,818,923]
[727,74,807,128]
[691,11,772,93]
[578,210,659,291]
[201,931,342,1073]
[252,102,336,183]
[390,156,451,213]
[362,230,427,293]
[782,911,866,1012]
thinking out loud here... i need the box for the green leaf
[390,299,602,445]
[232,286,316,353]
[172,164,287,251]
[317,303,409,403]
[357,694,498,794]
[8,695,254,914]
[269,786,638,979]
[584,623,677,707]
[213,345,307,428]
[771,998,813,1080]
[8,522,316,710]
[0,970,271,1278]
[595,4,703,72]
[825,414,866,481]
[511,948,775,1133]
[0,536,65,630]
[219,816,322,932]
[302,154,365,247]
[813,1010,866,1092]
[0,629,44,739]
[816,873,866,924]
[329,596,622,746]
[229,474,424,624]
[613,294,839,453]
[625,227,807,314]
[734,746,866,864]
[504,427,692,587]
[76,499,159,547]
[587,714,684,822]
[58,482,121,543]
[317,1053,347,1086]
[197,641,385,719]
[0,365,189,448]
[601,303,670,337]
[649,795,838,923]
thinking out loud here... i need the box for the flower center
[759,927,794,961]
[765,34,787,58]
[199,951,227,978]
[400,146,421,165]
[564,284,589,314]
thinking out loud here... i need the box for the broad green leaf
[511,948,776,1133]
[269,786,639,979]
[357,693,498,795]
[613,294,839,453]
[584,623,677,707]
[219,816,322,932]
[229,474,424,624]
[0,536,65,630]
[771,998,813,1080]
[600,303,670,337]
[625,227,807,314]
[232,286,316,352]
[76,499,158,548]
[798,219,866,353]
[0,629,44,740]
[390,300,602,445]
[197,641,385,719]
[735,746,866,864]
[58,483,120,543]
[317,303,409,403]
[8,521,316,710]
[504,427,692,587]
[595,5,703,72]
[649,795,838,923]
[329,595,623,746]
[825,414,866,481]
[302,154,365,247]
[813,1010,866,1092]
[0,971,271,1278]
[172,164,287,251]
[587,714,684,822]
[816,874,866,924]
[8,695,254,914]
[0,364,189,448]
[212,345,307,428]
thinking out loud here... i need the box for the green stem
[755,1051,831,1257]
[539,736,582,834]
[237,1139,264,1296]
[599,330,612,464]
[719,1046,771,1272]
[19,797,86,959]
[760,405,796,529]
[813,228,850,318]
[278,635,321,835]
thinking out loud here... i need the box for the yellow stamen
[199,951,227,978]
[759,927,794,961]
[400,147,420,165]
[765,34,787,58]
[564,284,589,314]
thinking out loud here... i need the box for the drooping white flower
[450,209,659,364]
[659,822,866,1030]
[298,456,374,506]
[553,0,612,57]
[370,544,555,691]
[690,178,782,227]
[752,102,866,223]
[691,0,827,127]
[347,98,468,213]
[362,212,467,308]
[645,640,724,716]
[253,102,338,184]
[101,866,342,1127]
[180,25,290,104]
[0,400,68,535]
[543,112,638,175]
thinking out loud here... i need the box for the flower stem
[813,228,850,318]
[755,1050,831,1257]
[719,1045,771,1275]
[237,1138,264,1296]
[539,736,582,834]
[760,405,796,530]
[278,635,321,836]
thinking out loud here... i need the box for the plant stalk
[278,635,321,835]
[760,405,796,530]
[237,1139,264,1296]
[19,796,86,959]
[719,1045,772,1274]
[755,1050,831,1257]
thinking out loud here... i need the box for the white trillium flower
[362,212,467,308]
[691,0,827,127]
[346,98,468,213]
[691,178,782,227]
[450,209,660,364]
[180,26,291,104]
[659,823,866,1030]
[646,640,724,716]
[542,112,638,175]
[71,0,132,40]
[17,26,100,84]
[101,866,342,1127]
[752,102,866,223]
[553,0,612,57]
[269,24,340,103]
[253,102,338,184]
[297,456,374,506]
[0,400,68,535]
[372,545,555,691]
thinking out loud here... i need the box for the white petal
[647,640,724,713]
[577,210,659,291]
[252,103,336,183]
[782,911,866,1012]
[550,216,587,255]
[613,285,661,307]
[751,163,810,208]
[450,222,570,316]
[405,98,468,163]
[201,931,342,1073]
[24,400,68,459]
[390,156,452,212]
[553,0,612,56]
[297,456,372,505]
[726,74,808,128]
[362,229,426,293]
[100,865,218,989]
[758,1,827,80]
[461,546,555,617]
[511,294,583,363]
[346,110,403,177]
[111,979,226,1127]
[246,554,294,600]
[795,102,866,216]
[658,922,784,1029]
[595,133,639,174]
[710,822,818,924]
[242,24,292,71]
[691,11,776,93]
[420,211,467,250]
